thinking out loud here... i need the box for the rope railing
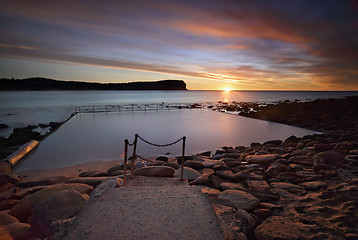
[123,133,186,186]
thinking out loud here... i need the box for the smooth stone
[246,180,280,202]
[106,164,124,175]
[162,162,180,169]
[91,178,122,197]
[88,171,108,177]
[184,160,205,170]
[220,158,238,163]
[0,210,20,227]
[314,151,345,165]
[9,183,93,222]
[156,156,168,162]
[31,190,88,238]
[263,140,282,146]
[173,167,201,181]
[270,182,306,194]
[235,172,263,180]
[216,170,236,181]
[253,208,272,222]
[198,168,215,177]
[66,177,107,187]
[219,189,260,212]
[17,176,68,188]
[109,170,124,176]
[201,159,225,168]
[210,175,224,189]
[236,209,256,229]
[194,186,220,197]
[349,149,358,155]
[245,154,279,165]
[133,166,175,177]
[300,181,326,191]
[220,182,246,191]
[313,143,332,152]
[0,223,32,240]
[189,175,209,186]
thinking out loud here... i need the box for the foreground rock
[133,166,175,177]
[31,190,88,238]
[219,189,260,212]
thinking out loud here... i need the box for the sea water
[1,90,357,137]
[14,109,321,172]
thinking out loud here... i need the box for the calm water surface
[14,109,321,172]
[1,90,357,137]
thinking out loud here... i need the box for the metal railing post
[181,136,186,180]
[130,134,138,178]
[124,140,128,186]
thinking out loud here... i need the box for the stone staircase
[62,176,224,240]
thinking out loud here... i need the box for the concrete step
[62,176,224,240]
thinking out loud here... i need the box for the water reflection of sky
[14,109,320,172]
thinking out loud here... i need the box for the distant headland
[0,77,187,90]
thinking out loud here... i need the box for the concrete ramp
[62,177,224,240]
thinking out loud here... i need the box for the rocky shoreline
[0,96,357,239]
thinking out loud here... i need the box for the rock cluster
[183,132,358,240]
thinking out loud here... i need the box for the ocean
[1,90,358,138]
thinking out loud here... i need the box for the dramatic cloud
[0,0,357,89]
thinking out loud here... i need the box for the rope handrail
[137,134,184,147]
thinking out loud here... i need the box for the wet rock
[210,175,224,189]
[162,162,180,169]
[106,164,123,175]
[201,159,225,168]
[9,183,93,222]
[133,166,175,177]
[184,160,205,170]
[220,182,247,191]
[263,140,282,146]
[0,210,20,226]
[235,172,263,180]
[173,167,201,181]
[195,186,220,197]
[156,156,168,162]
[246,180,280,202]
[314,151,345,165]
[198,168,215,176]
[226,160,243,168]
[31,190,88,238]
[255,216,311,240]
[266,161,291,176]
[219,189,260,212]
[291,148,314,156]
[17,176,68,188]
[245,154,279,165]
[0,223,32,240]
[300,181,326,191]
[270,182,306,194]
[216,170,236,181]
[109,170,124,176]
[66,177,107,187]
[189,175,209,186]
[313,143,333,152]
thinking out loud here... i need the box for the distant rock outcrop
[0,77,187,90]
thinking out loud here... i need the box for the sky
[0,0,358,90]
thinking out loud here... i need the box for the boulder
[220,182,246,191]
[270,182,306,194]
[246,180,280,202]
[245,154,279,165]
[9,183,93,222]
[216,170,236,181]
[87,171,108,177]
[162,162,180,169]
[109,170,124,176]
[91,178,122,198]
[133,166,175,177]
[31,190,88,238]
[0,199,19,211]
[106,164,123,175]
[189,175,209,186]
[235,172,263,181]
[0,211,20,227]
[198,168,215,176]
[195,186,220,197]
[173,167,201,181]
[201,159,225,168]
[156,156,168,162]
[66,177,107,187]
[263,140,282,146]
[314,151,345,165]
[17,176,68,188]
[300,181,326,191]
[313,143,332,152]
[0,223,32,240]
[184,160,205,170]
[210,175,224,189]
[219,189,260,212]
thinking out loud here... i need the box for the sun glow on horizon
[223,88,232,92]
